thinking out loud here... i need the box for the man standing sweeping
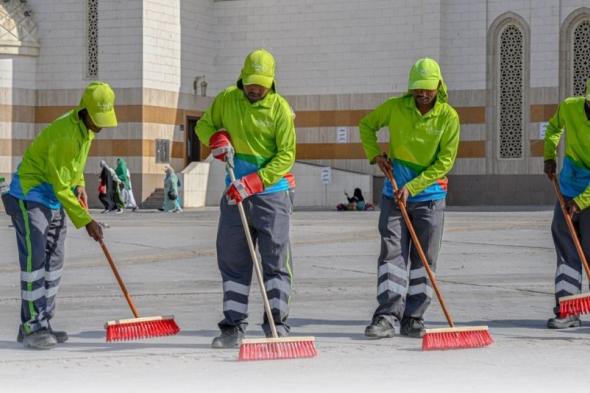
[196,48,296,348]
[1,81,117,349]
[359,58,460,339]
[543,78,590,329]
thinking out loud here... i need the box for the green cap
[408,58,442,91]
[80,81,117,128]
[586,78,590,101]
[240,49,275,89]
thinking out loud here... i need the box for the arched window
[498,24,524,159]
[572,19,590,97]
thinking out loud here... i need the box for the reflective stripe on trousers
[373,196,444,324]
[216,191,293,334]
[2,193,67,334]
[550,200,590,315]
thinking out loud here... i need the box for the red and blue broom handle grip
[551,177,590,281]
[78,196,141,319]
[383,166,455,327]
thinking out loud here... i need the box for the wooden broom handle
[383,166,455,327]
[99,240,141,318]
[551,177,590,281]
[227,163,279,339]
[78,197,141,318]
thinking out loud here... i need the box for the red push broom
[99,240,180,342]
[225,163,317,361]
[551,177,590,318]
[79,198,180,341]
[383,166,493,350]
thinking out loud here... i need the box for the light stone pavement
[0,206,588,393]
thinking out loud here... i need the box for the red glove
[209,130,233,162]
[226,173,264,204]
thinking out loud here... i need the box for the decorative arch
[560,8,590,99]
[0,0,39,56]
[487,12,530,164]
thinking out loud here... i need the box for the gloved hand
[210,130,234,162]
[544,159,556,180]
[226,173,264,204]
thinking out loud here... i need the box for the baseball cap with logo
[240,49,275,89]
[80,81,117,128]
[408,58,442,91]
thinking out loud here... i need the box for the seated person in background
[338,188,371,211]
[346,188,366,211]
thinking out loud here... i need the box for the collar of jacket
[404,94,443,118]
[72,108,95,141]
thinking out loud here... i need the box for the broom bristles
[105,315,180,342]
[422,326,493,351]
[238,337,317,361]
[559,293,590,318]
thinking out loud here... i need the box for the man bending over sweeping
[359,58,460,339]
[1,82,117,349]
[543,78,590,329]
[196,49,296,348]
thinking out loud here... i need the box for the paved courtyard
[0,206,588,393]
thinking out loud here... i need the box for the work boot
[364,316,395,339]
[264,325,289,338]
[547,315,581,329]
[18,323,68,344]
[400,317,425,338]
[211,326,244,349]
[48,322,68,343]
[20,328,57,350]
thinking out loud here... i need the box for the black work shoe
[400,317,425,338]
[547,315,582,329]
[48,322,68,343]
[264,327,289,338]
[18,324,68,344]
[21,328,57,350]
[211,327,244,349]
[364,316,395,339]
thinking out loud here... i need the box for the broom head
[559,293,590,318]
[105,315,180,342]
[422,326,492,351]
[239,336,317,361]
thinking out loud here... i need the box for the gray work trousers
[216,191,293,336]
[551,200,590,316]
[2,193,67,334]
[373,196,445,325]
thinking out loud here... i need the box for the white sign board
[320,167,332,185]
[336,127,349,143]
[539,122,548,139]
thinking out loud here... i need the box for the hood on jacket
[406,57,447,104]
[237,48,276,92]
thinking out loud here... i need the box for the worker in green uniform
[1,81,117,349]
[359,58,460,339]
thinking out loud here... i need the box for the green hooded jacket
[9,109,94,228]
[195,49,296,192]
[359,58,460,201]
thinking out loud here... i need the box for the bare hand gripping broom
[225,160,317,361]
[383,166,493,350]
[551,177,590,317]
[79,198,180,341]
